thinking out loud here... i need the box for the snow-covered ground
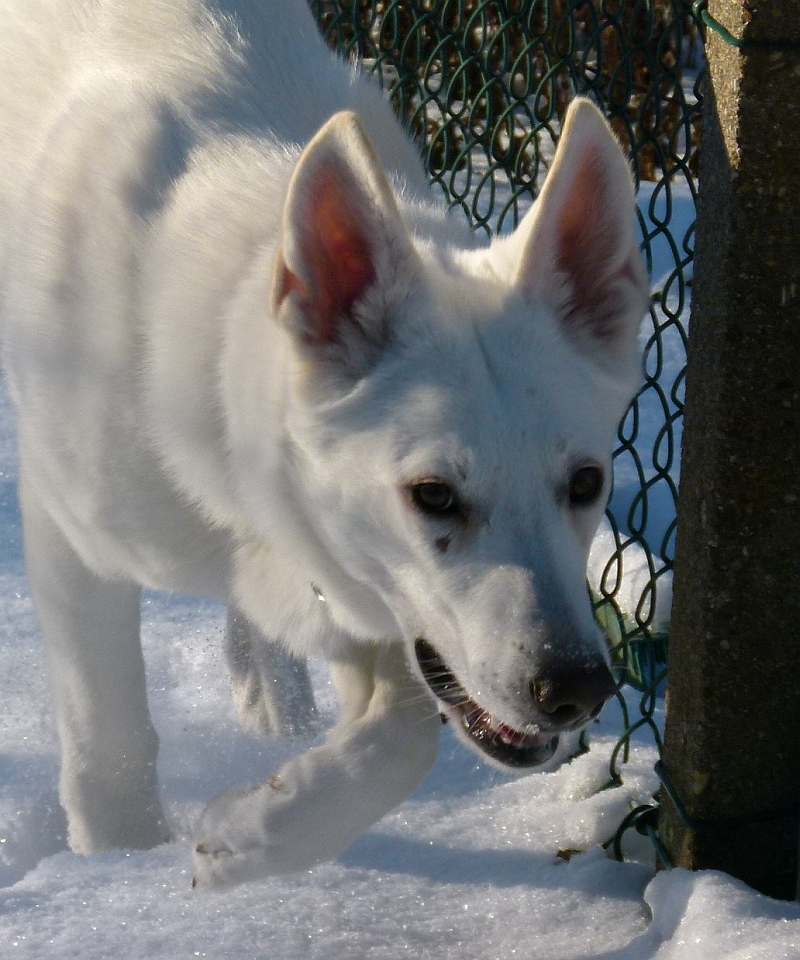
[2,181,799,958]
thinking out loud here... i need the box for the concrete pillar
[659,0,800,900]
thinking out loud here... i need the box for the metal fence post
[659,0,800,899]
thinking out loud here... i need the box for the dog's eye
[410,480,459,517]
[568,466,604,506]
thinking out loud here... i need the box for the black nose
[530,661,617,728]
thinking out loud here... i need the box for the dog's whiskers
[396,691,440,709]
[412,706,447,727]
[418,670,458,682]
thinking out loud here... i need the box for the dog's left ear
[509,98,649,371]
[272,111,419,376]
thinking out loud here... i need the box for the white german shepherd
[1,0,648,887]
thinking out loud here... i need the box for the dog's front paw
[192,782,279,888]
[191,775,322,888]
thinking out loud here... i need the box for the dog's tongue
[499,722,546,747]
[476,714,544,748]
[496,722,521,745]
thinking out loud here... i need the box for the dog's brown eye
[568,466,604,506]
[411,481,458,517]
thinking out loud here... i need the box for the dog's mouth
[414,638,558,768]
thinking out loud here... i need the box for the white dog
[1,0,648,887]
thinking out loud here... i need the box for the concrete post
[659,0,800,900]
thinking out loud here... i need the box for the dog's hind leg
[192,641,439,887]
[21,483,168,853]
[226,606,319,739]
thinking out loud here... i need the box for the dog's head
[269,99,648,769]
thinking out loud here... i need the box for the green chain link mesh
[310,0,704,860]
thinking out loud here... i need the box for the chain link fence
[310,0,704,860]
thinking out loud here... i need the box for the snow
[2,183,799,958]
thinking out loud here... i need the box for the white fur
[1,0,648,886]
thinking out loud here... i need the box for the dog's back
[0,1,87,232]
[0,0,426,231]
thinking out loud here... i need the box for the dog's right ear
[272,111,418,375]
[506,98,649,376]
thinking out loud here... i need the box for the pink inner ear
[554,155,626,339]
[282,166,376,344]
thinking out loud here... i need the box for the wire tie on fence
[692,0,800,51]
[656,761,800,830]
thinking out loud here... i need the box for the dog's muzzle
[414,638,560,768]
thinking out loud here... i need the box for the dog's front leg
[192,642,439,887]
[21,483,168,853]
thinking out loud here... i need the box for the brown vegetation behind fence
[312,0,702,232]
